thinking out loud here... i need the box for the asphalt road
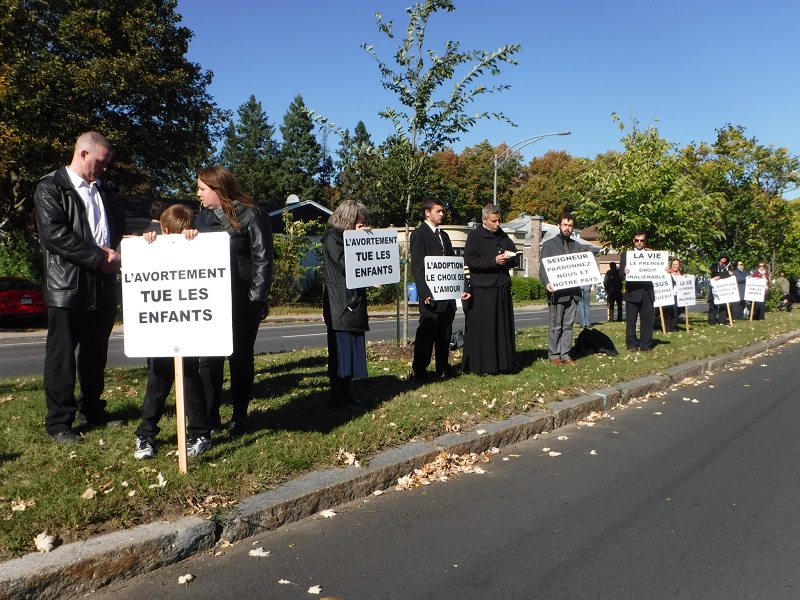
[0,305,569,378]
[0,304,711,379]
[94,335,798,600]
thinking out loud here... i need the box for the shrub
[511,276,546,304]
[766,282,783,311]
[0,230,42,283]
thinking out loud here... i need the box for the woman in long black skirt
[323,201,371,407]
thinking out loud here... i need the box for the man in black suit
[410,198,469,380]
[620,230,655,352]
[33,132,126,443]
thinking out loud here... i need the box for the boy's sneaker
[134,436,156,460]
[187,436,212,457]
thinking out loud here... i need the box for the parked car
[0,277,47,322]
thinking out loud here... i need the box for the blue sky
[176,0,799,186]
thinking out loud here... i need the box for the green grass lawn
[1,311,797,558]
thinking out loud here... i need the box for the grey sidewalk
[1,322,783,600]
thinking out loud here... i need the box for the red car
[0,277,47,321]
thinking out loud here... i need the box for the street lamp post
[493,130,571,205]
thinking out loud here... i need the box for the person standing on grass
[133,204,212,460]
[33,132,126,445]
[708,252,732,325]
[539,212,582,365]
[461,204,518,375]
[604,262,623,322]
[410,197,471,381]
[751,261,770,320]
[195,166,274,439]
[732,259,748,320]
[323,200,371,408]
[620,230,655,352]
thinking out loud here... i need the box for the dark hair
[421,197,443,215]
[197,165,258,232]
[557,212,576,224]
[633,230,647,239]
[149,199,168,220]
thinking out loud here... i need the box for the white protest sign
[676,275,697,307]
[541,251,602,291]
[625,250,669,282]
[424,256,466,300]
[344,228,400,288]
[709,277,740,305]
[653,274,674,308]
[744,276,767,302]
[121,233,233,358]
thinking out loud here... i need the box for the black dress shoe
[227,420,247,438]
[408,371,428,382]
[77,410,124,428]
[50,429,83,444]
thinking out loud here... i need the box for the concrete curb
[2,330,798,599]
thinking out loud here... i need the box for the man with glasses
[708,252,733,325]
[620,231,655,352]
[732,259,748,320]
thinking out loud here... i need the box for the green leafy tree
[509,150,590,223]
[218,95,281,207]
[0,0,225,227]
[579,116,726,266]
[277,95,325,205]
[271,211,320,305]
[682,124,800,271]
[333,121,378,207]
[326,0,521,343]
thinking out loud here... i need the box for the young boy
[133,204,212,459]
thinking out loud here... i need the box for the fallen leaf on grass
[34,531,56,553]
[81,488,97,500]
[249,547,270,557]
[318,509,337,518]
[148,472,167,489]
[11,498,35,512]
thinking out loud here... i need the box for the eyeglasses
[758,265,766,268]
[633,238,646,242]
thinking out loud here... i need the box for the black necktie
[435,228,444,252]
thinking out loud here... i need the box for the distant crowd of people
[33,131,788,458]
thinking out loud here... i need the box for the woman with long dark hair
[195,166,274,437]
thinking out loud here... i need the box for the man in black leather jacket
[33,132,126,444]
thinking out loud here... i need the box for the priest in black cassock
[410,197,471,381]
[461,204,519,375]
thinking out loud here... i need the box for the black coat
[322,228,369,333]
[620,251,655,303]
[33,166,125,310]
[410,223,457,314]
[463,225,518,288]
[196,201,274,306]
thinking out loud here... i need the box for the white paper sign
[121,233,233,358]
[344,228,400,288]
[653,274,674,308]
[744,276,767,302]
[625,250,669,282]
[424,256,466,300]
[709,277,740,305]
[676,275,697,307]
[541,251,602,290]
